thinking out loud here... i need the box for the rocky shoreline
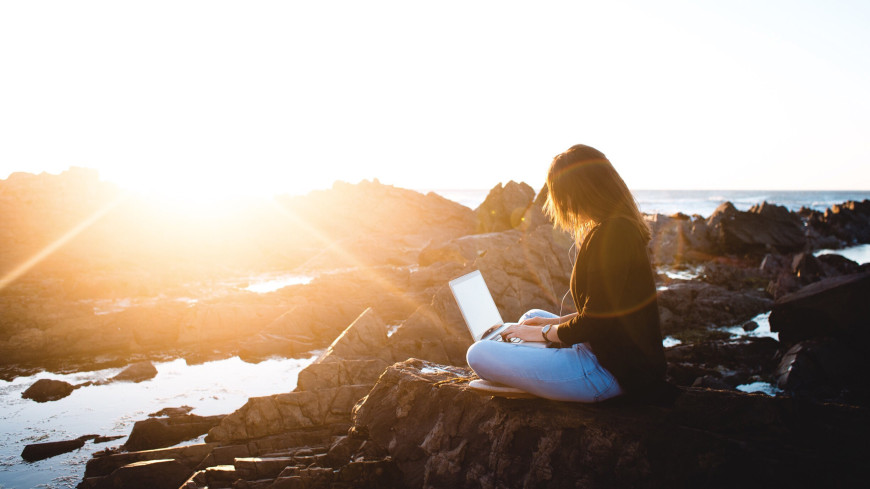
[2,172,869,487]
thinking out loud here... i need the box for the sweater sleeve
[555,219,642,345]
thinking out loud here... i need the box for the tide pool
[0,354,317,489]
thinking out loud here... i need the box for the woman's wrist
[546,324,558,342]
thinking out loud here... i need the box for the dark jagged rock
[816,253,861,274]
[706,201,806,254]
[769,271,870,345]
[657,282,772,337]
[475,181,536,233]
[353,358,870,489]
[111,361,158,382]
[665,337,780,388]
[125,414,225,451]
[776,337,870,405]
[21,378,76,402]
[806,199,870,244]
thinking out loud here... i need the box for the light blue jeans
[466,309,623,402]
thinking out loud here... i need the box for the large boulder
[769,271,870,345]
[475,181,536,233]
[353,359,870,489]
[706,201,806,255]
[775,338,869,405]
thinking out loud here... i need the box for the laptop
[449,270,545,347]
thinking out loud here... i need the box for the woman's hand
[500,323,545,343]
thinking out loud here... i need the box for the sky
[1,0,869,201]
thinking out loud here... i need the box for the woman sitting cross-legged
[466,144,667,403]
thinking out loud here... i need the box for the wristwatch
[542,324,553,343]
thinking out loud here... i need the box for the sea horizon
[423,187,870,218]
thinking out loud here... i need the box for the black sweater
[555,217,667,398]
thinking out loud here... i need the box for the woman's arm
[519,312,577,327]
[555,220,641,345]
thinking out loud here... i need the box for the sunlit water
[242,273,313,293]
[428,189,870,218]
[815,243,870,265]
[0,354,317,489]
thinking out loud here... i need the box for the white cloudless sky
[1,0,868,200]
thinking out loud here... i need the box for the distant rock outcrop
[706,201,806,254]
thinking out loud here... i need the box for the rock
[314,308,392,364]
[665,337,780,388]
[21,378,77,402]
[759,253,790,275]
[296,358,390,392]
[83,442,218,479]
[285,179,477,272]
[93,435,125,444]
[419,230,522,267]
[353,358,870,489]
[475,181,536,233]
[99,458,191,489]
[205,386,369,443]
[125,414,225,451]
[816,253,860,275]
[323,435,366,467]
[775,338,870,404]
[742,321,759,332]
[646,213,711,266]
[657,282,772,337]
[149,405,194,417]
[21,437,87,462]
[807,200,870,244]
[769,271,870,345]
[111,361,157,382]
[691,375,734,391]
[791,252,823,284]
[706,201,806,254]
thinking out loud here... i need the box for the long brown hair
[544,144,650,243]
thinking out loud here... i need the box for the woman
[466,144,666,402]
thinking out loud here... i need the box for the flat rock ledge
[354,359,870,489]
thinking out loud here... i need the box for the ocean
[428,188,870,218]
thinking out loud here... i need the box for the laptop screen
[449,270,505,341]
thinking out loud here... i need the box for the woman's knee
[466,340,489,370]
[466,340,504,377]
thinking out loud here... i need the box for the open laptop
[449,270,545,347]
